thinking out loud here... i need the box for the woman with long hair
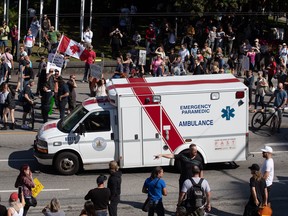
[143,166,167,216]
[243,164,268,216]
[1,83,16,130]
[14,164,35,216]
[107,161,122,216]
[79,201,96,216]
[95,78,107,97]
[42,198,65,216]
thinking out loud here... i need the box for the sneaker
[21,124,30,129]
[81,80,85,83]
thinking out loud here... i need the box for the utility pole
[55,0,59,31]
[80,0,85,41]
[89,0,93,29]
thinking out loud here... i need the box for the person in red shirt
[82,45,96,83]
[267,56,276,88]
[145,24,156,53]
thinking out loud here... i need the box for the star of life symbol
[221,106,235,120]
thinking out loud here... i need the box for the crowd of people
[0,144,274,216]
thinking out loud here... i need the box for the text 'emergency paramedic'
[180,104,211,114]
[179,120,214,127]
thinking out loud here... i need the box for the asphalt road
[0,73,288,215]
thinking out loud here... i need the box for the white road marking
[0,189,69,193]
[0,159,35,162]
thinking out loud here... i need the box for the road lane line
[0,189,69,193]
[0,131,37,135]
[0,159,35,162]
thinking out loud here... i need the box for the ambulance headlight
[211,92,219,100]
[153,95,161,103]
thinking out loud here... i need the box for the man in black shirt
[85,175,111,215]
[155,143,204,192]
[21,79,34,129]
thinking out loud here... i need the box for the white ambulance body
[34,74,249,175]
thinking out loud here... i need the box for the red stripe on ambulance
[107,77,239,90]
[128,78,185,152]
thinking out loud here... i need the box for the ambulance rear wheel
[55,152,80,175]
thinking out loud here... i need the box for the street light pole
[39,0,44,47]
[6,0,9,25]
[18,0,23,91]
[4,0,7,22]
[80,0,85,41]
[55,0,59,31]
[89,0,93,29]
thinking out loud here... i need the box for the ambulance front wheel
[54,152,80,175]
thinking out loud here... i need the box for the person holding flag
[57,35,95,82]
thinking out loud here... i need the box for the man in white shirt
[260,146,274,201]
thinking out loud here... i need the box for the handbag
[142,197,150,212]
[24,195,37,207]
[141,178,160,212]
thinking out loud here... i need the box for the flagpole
[51,34,65,64]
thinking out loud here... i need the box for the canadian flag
[58,35,89,61]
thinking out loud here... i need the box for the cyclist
[268,82,287,133]
[21,79,35,129]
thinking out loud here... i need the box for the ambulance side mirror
[78,123,86,135]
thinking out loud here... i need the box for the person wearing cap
[7,192,25,216]
[85,175,111,216]
[260,146,274,199]
[279,43,288,67]
[107,161,122,216]
[243,163,267,216]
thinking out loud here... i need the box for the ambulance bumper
[34,151,54,166]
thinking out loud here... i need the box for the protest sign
[32,178,44,197]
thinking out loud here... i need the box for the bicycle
[26,98,38,130]
[37,40,49,58]
[251,105,280,133]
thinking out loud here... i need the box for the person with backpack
[177,165,211,216]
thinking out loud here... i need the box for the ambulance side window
[82,111,111,132]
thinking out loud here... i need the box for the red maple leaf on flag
[69,44,81,54]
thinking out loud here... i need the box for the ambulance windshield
[59,105,88,132]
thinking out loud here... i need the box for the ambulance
[34,74,249,175]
